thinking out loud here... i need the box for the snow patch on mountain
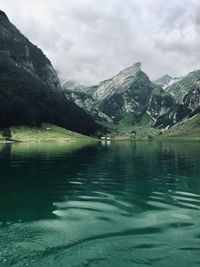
[154,74,183,90]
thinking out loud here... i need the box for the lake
[0,141,200,267]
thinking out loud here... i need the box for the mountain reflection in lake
[0,141,200,267]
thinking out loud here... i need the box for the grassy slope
[159,114,200,140]
[104,114,200,141]
[5,115,196,143]
[0,123,98,143]
[105,126,159,141]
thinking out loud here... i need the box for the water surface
[0,141,200,267]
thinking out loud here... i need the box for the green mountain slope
[166,70,200,102]
[0,123,98,143]
[0,10,102,135]
[163,114,200,139]
[155,70,200,129]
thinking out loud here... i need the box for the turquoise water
[0,141,200,267]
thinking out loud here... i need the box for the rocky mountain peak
[0,10,9,20]
[0,10,10,26]
[62,80,86,92]
[161,74,172,82]
[154,74,172,86]
[0,11,61,90]
[63,61,175,127]
[63,80,79,88]
[154,74,182,90]
[118,62,142,78]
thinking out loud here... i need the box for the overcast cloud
[1,0,200,84]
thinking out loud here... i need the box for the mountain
[155,70,200,128]
[63,63,200,131]
[154,74,182,89]
[164,70,200,102]
[62,80,86,92]
[0,10,102,135]
[0,10,60,90]
[162,113,200,139]
[63,62,175,129]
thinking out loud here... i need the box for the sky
[1,0,200,85]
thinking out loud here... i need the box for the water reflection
[0,141,200,223]
[0,141,200,266]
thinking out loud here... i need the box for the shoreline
[0,123,98,145]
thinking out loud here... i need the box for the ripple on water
[1,141,200,266]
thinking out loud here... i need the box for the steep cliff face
[63,63,175,128]
[164,70,200,102]
[183,82,200,113]
[0,10,60,90]
[147,88,175,122]
[0,10,102,135]
[62,80,86,92]
[154,71,200,128]
[154,74,182,90]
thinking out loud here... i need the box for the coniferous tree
[2,128,12,141]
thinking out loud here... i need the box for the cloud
[1,0,200,84]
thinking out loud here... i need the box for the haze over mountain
[1,0,200,85]
[0,10,102,135]
[0,8,199,136]
[154,75,182,90]
[62,80,86,93]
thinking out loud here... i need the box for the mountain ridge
[63,63,200,131]
[154,74,182,89]
[63,62,175,129]
[155,70,200,129]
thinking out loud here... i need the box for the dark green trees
[0,10,103,136]
[2,128,12,141]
